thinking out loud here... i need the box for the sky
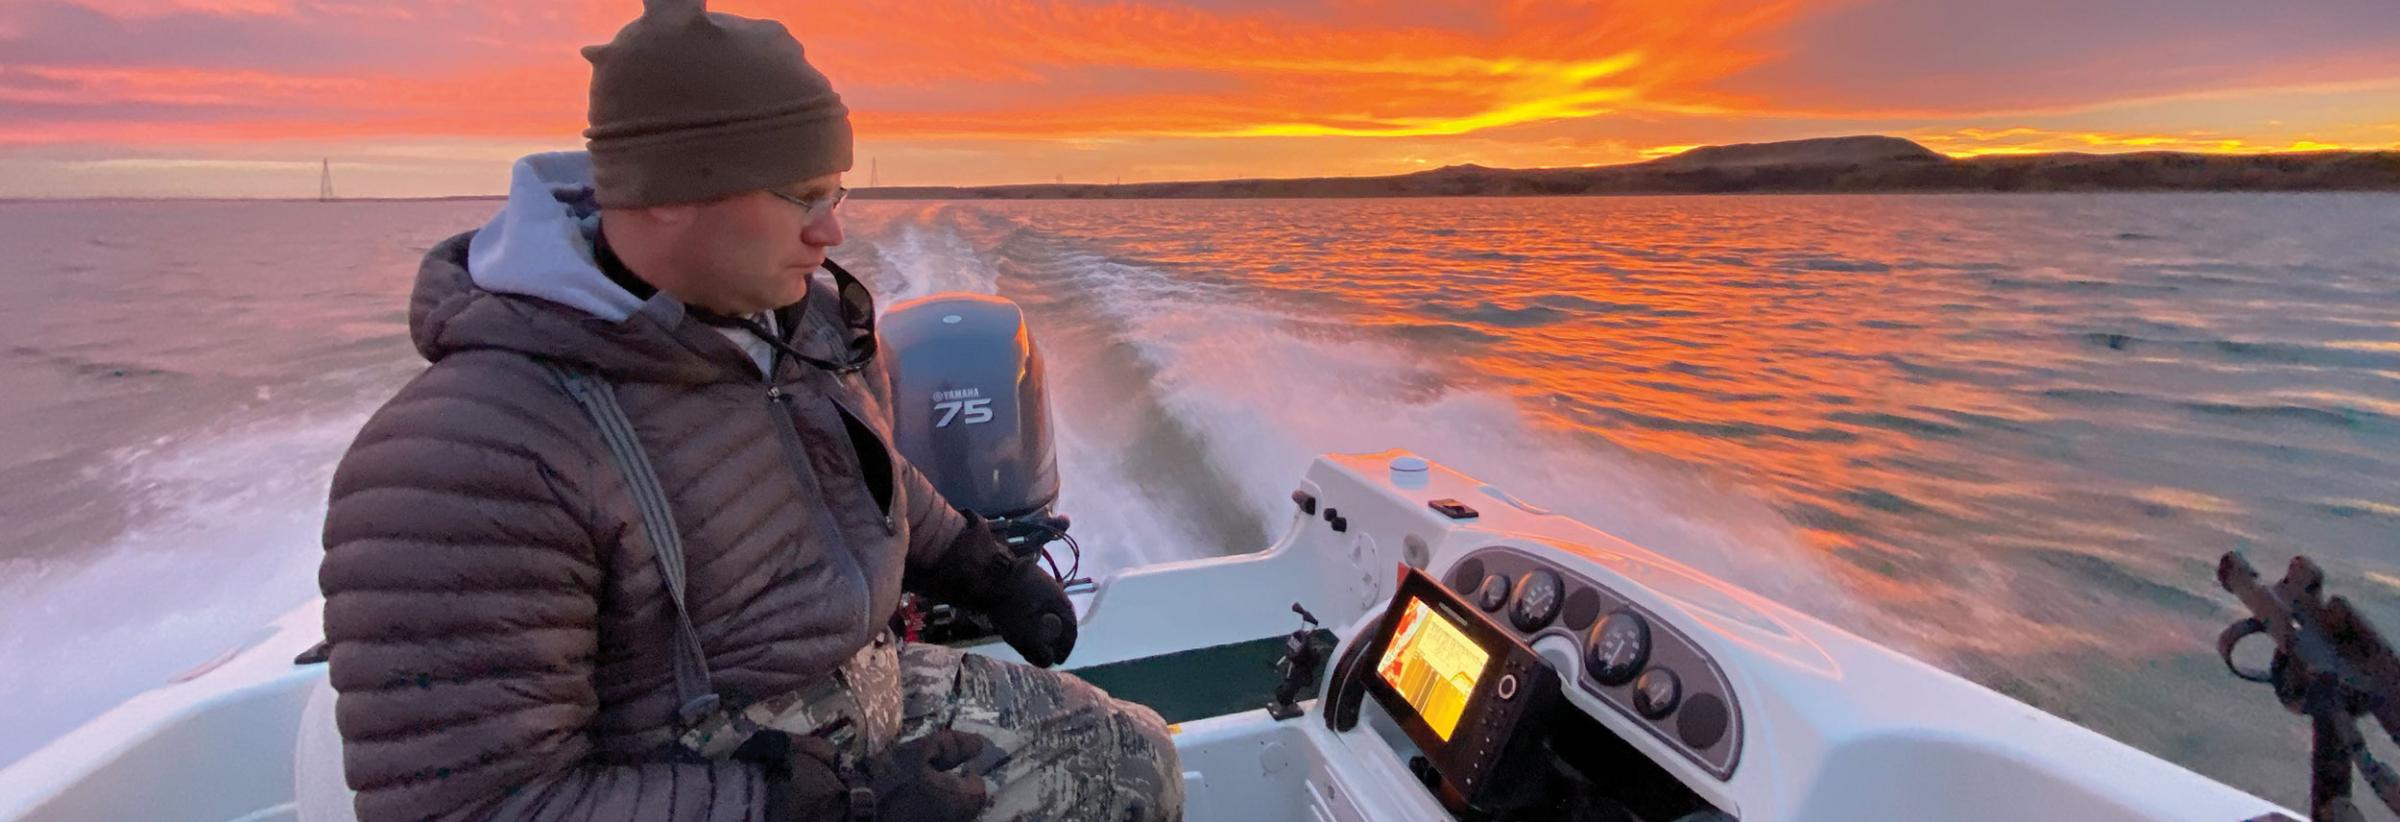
[1,0,2396,198]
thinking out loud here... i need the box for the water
[3,193,2397,808]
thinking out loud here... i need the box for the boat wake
[842,204,1854,613]
[0,409,366,768]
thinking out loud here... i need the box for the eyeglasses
[767,186,848,224]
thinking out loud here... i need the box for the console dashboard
[1442,547,1743,779]
[1330,561,1731,821]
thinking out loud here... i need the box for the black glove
[985,554,1078,667]
[760,729,993,822]
[862,730,993,821]
[913,513,1079,667]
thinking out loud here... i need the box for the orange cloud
[1910,125,2400,157]
[3,0,2398,195]
[0,0,1804,147]
[748,0,1811,141]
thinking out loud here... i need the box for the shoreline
[9,138,2395,202]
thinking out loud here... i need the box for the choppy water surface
[3,193,2396,807]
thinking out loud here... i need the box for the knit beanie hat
[581,0,854,207]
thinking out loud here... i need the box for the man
[316,1,1182,819]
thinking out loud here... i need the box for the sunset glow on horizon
[2,0,2396,197]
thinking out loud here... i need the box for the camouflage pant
[896,642,1185,822]
[733,634,1183,822]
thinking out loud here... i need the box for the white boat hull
[0,451,2296,821]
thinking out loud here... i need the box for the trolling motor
[2217,552,2400,821]
[882,292,1091,645]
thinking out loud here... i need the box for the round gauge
[1509,570,1564,632]
[1586,610,1651,686]
[1633,668,1682,719]
[1475,573,1512,612]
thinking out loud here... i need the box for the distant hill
[1648,135,1945,169]
[855,135,2400,200]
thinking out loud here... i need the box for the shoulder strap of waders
[537,360,722,729]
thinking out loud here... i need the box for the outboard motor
[882,292,1080,643]
[884,292,1059,522]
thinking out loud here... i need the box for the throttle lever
[1268,601,1334,720]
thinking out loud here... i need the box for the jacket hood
[468,151,646,323]
[409,151,844,385]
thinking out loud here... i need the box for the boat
[0,292,2304,821]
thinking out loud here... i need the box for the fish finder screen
[1375,597,1491,741]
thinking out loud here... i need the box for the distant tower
[869,157,879,188]
[318,158,334,201]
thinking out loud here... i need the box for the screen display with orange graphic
[1374,597,1492,741]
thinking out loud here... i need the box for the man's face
[667,172,846,316]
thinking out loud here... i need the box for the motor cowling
[883,292,1071,644]
[882,292,1061,524]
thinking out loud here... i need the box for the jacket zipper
[765,384,875,640]
[755,313,898,536]
[765,385,895,533]
[824,391,900,537]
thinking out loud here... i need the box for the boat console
[1069,451,2296,822]
[1305,563,1725,820]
